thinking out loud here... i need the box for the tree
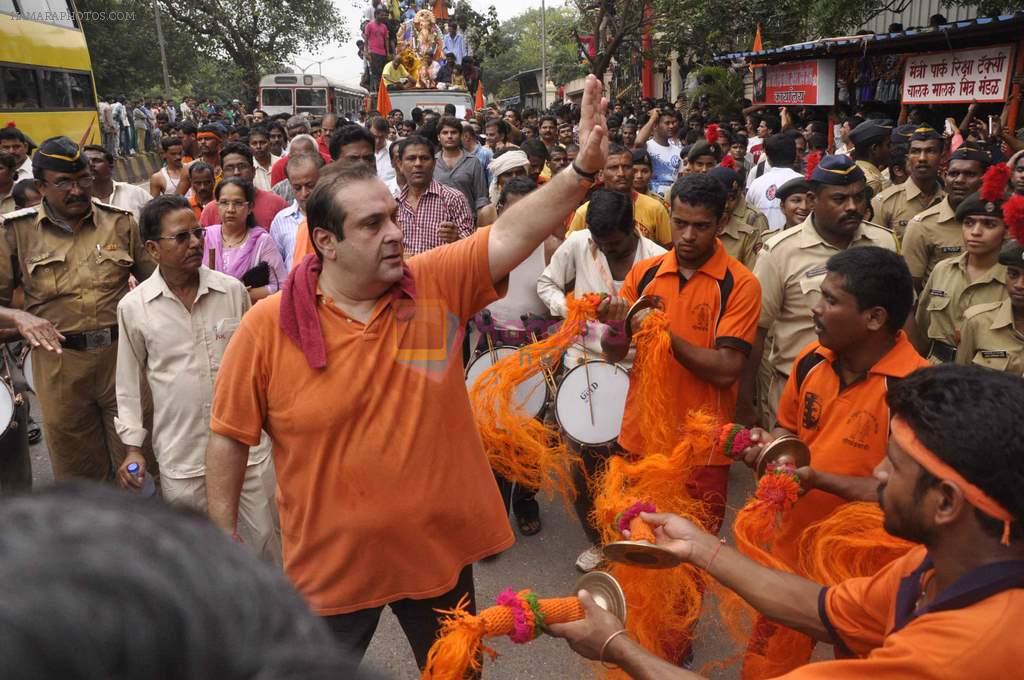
[687,66,745,120]
[155,0,349,102]
[483,7,587,100]
[450,1,504,63]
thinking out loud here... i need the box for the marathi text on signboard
[754,59,836,106]
[902,45,1014,105]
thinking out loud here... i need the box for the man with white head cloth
[488,148,531,205]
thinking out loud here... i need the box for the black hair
[267,120,286,135]
[305,160,379,254]
[484,118,508,135]
[658,108,680,122]
[82,144,113,164]
[607,143,631,160]
[760,114,781,134]
[586,188,635,237]
[888,364,1024,541]
[0,151,15,173]
[764,133,797,168]
[139,194,191,242]
[631,149,653,167]
[248,125,270,140]
[161,136,182,151]
[397,134,435,160]
[214,177,256,229]
[0,127,29,145]
[826,246,913,332]
[179,121,198,135]
[369,116,389,135]
[0,483,348,679]
[521,138,549,162]
[539,115,558,128]
[808,132,829,152]
[328,124,375,161]
[443,103,456,116]
[438,116,463,134]
[11,179,39,208]
[497,175,536,211]
[219,141,253,167]
[411,107,424,124]
[188,161,214,180]
[670,173,728,220]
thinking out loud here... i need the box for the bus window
[2,67,40,109]
[40,70,72,109]
[19,0,76,27]
[296,88,327,113]
[0,0,17,13]
[68,72,95,108]
[262,88,293,108]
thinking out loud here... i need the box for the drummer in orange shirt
[551,364,1024,680]
[601,172,762,534]
[736,245,928,673]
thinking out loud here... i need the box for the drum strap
[636,264,736,332]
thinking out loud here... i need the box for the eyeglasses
[153,227,206,244]
[217,200,248,210]
[50,176,94,192]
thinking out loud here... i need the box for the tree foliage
[155,0,348,101]
[451,1,504,63]
[483,6,587,99]
[687,66,745,120]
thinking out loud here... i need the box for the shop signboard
[754,59,836,106]
[902,45,1014,104]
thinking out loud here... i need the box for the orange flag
[376,77,392,115]
[474,80,485,111]
[750,24,764,71]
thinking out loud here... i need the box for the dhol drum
[555,360,630,447]
[465,346,548,419]
[0,378,15,433]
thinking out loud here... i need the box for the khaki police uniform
[956,299,1024,374]
[720,214,762,271]
[901,197,962,283]
[871,179,946,241]
[752,215,897,426]
[733,195,770,234]
[856,160,884,195]
[914,253,1007,364]
[1,192,14,215]
[0,198,155,479]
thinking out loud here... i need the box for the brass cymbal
[602,540,681,569]
[573,571,628,624]
[754,434,811,478]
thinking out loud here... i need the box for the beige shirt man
[733,195,770,233]
[96,183,151,221]
[957,298,1024,374]
[902,197,962,284]
[856,159,884,194]
[871,178,945,240]
[915,253,1007,363]
[720,214,762,271]
[115,265,279,560]
[753,215,898,423]
[254,154,281,192]
[537,228,665,366]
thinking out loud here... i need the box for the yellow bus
[0,0,100,146]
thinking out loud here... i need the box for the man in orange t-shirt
[736,245,928,673]
[550,364,1024,680]
[205,76,612,671]
[602,173,761,537]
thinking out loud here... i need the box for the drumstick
[581,345,596,427]
[521,314,558,394]
[482,310,496,361]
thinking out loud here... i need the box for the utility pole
[151,0,171,91]
[541,0,547,110]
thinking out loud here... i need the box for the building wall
[859,2,977,33]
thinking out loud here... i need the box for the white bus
[258,73,367,118]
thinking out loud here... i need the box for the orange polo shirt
[773,333,928,567]
[776,545,1024,677]
[618,242,761,463]
[291,217,312,269]
[211,228,514,615]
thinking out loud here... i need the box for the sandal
[515,500,542,536]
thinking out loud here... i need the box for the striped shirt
[397,181,475,256]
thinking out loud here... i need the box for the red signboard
[755,59,836,106]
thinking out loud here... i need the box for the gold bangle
[599,628,630,669]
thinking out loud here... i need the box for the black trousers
[322,564,476,673]
[571,443,615,545]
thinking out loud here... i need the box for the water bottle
[126,462,156,497]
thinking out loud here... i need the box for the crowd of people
[0,50,1023,678]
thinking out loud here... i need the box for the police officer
[902,147,990,291]
[849,119,892,194]
[745,155,897,427]
[915,181,1010,364]
[880,123,916,190]
[708,166,761,270]
[0,136,155,480]
[872,126,946,240]
[957,205,1024,373]
[776,176,814,229]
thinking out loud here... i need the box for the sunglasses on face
[153,227,206,245]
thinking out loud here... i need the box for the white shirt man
[116,265,279,560]
[94,182,151,221]
[253,153,282,192]
[537,228,665,366]
[746,165,803,231]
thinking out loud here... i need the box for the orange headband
[891,417,1013,546]
[197,131,221,141]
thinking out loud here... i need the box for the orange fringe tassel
[422,594,585,680]
[592,411,720,678]
[628,309,676,457]
[798,502,914,585]
[470,293,601,502]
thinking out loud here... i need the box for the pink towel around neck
[280,254,417,369]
